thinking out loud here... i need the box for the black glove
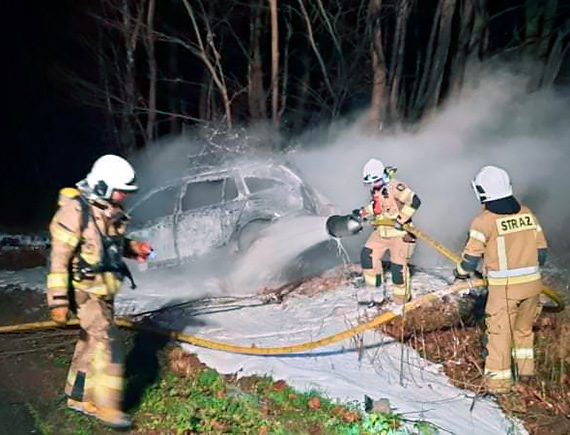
[453,267,470,281]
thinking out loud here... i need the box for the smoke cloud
[130,67,570,276]
[291,69,570,268]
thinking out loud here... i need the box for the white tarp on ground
[1,262,525,434]
[116,264,524,435]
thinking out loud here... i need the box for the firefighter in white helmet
[454,165,548,394]
[46,154,152,429]
[355,159,421,305]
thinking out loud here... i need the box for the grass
[381,296,570,435]
[28,341,441,434]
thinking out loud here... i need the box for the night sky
[1,0,105,230]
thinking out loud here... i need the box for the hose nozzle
[325,214,363,238]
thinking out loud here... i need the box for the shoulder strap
[76,196,90,237]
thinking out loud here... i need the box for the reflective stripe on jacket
[460,205,547,285]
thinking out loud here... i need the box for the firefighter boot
[96,408,133,430]
[67,398,98,417]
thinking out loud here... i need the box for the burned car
[126,155,334,264]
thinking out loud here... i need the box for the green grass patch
[29,341,442,434]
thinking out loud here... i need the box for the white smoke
[290,69,570,268]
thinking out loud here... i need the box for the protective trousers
[65,291,125,411]
[361,231,415,304]
[484,281,541,393]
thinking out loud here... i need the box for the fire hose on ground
[0,217,565,356]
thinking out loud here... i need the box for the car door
[219,174,246,245]
[127,185,179,263]
[175,177,226,258]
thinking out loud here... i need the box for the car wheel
[237,219,272,252]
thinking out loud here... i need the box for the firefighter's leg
[77,295,131,429]
[361,233,388,300]
[65,291,96,411]
[512,294,539,379]
[65,329,98,416]
[483,287,516,393]
[389,237,415,305]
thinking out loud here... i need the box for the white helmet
[362,159,387,185]
[85,154,138,200]
[471,165,513,203]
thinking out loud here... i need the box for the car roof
[132,153,300,199]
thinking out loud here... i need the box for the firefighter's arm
[533,214,548,266]
[455,217,486,279]
[394,182,421,225]
[47,191,82,324]
[123,238,153,262]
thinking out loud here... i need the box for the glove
[51,307,69,325]
[453,267,470,281]
[130,241,153,262]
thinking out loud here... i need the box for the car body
[126,155,334,265]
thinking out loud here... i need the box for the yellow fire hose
[0,280,483,355]
[0,222,564,355]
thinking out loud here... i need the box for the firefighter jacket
[362,178,421,238]
[46,187,137,310]
[457,204,548,288]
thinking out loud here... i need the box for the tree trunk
[120,0,144,155]
[466,0,488,65]
[388,0,411,122]
[449,0,474,94]
[248,0,267,120]
[414,0,442,114]
[293,52,310,132]
[199,71,213,122]
[425,0,457,110]
[366,0,387,132]
[541,20,570,87]
[269,0,279,127]
[145,0,157,144]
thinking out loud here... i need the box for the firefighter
[355,159,421,305]
[454,165,548,394]
[46,154,152,429]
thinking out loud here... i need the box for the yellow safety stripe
[497,236,507,271]
[52,227,80,247]
[487,272,541,286]
[485,368,512,380]
[512,348,534,359]
[469,229,486,243]
[47,273,69,289]
[363,272,378,287]
[73,281,109,295]
[392,286,408,295]
[400,204,415,219]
